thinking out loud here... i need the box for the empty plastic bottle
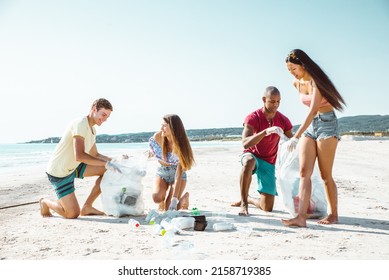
[152,224,165,235]
[235,225,253,235]
[160,230,175,248]
[171,217,195,230]
[128,218,140,229]
[145,209,159,224]
[212,222,234,231]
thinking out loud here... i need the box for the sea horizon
[0,141,243,175]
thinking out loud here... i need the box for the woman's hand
[286,137,299,152]
[168,197,179,211]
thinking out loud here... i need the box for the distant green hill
[27,114,389,143]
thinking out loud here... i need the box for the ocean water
[0,141,241,174]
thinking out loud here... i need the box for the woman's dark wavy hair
[286,49,346,111]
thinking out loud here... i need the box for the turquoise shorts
[241,153,277,196]
[46,163,87,199]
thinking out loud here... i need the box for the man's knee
[260,193,275,212]
[242,156,256,173]
[65,209,80,219]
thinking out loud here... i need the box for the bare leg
[40,193,81,219]
[282,137,316,227]
[81,176,105,215]
[152,176,169,211]
[317,137,339,224]
[80,165,106,216]
[238,155,256,216]
[232,193,274,212]
[178,192,189,210]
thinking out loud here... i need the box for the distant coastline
[25,114,389,144]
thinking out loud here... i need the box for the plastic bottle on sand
[128,218,140,229]
[153,224,165,235]
[171,217,195,230]
[145,209,159,224]
[160,230,175,248]
[212,222,234,231]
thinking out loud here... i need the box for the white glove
[105,161,122,173]
[168,197,179,211]
[265,126,283,137]
[286,137,299,152]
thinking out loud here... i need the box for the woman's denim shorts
[156,165,187,185]
[304,111,341,141]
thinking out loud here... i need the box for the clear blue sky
[0,0,388,143]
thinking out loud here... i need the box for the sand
[1,139,389,263]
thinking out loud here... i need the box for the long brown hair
[162,114,195,170]
[286,49,346,111]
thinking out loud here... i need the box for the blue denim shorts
[46,163,87,199]
[304,111,340,141]
[156,165,187,185]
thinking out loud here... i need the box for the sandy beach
[1,138,389,262]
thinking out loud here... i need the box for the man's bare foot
[318,214,338,225]
[39,198,53,217]
[179,192,189,210]
[232,196,260,208]
[238,204,249,216]
[230,201,241,207]
[281,215,307,227]
[80,205,105,216]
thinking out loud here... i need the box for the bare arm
[242,123,267,149]
[172,164,184,198]
[294,80,324,139]
[284,129,293,139]
[73,136,110,166]
[89,143,112,162]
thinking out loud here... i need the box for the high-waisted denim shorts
[304,111,340,141]
[156,165,187,185]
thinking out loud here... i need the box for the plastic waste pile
[276,135,328,218]
[100,155,147,217]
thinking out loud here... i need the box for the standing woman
[282,49,346,227]
[149,114,195,211]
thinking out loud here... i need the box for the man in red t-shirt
[231,86,293,216]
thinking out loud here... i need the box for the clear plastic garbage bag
[276,136,328,218]
[100,156,147,217]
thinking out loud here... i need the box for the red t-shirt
[243,109,293,165]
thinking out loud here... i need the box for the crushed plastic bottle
[160,218,180,233]
[212,222,234,231]
[235,224,253,235]
[171,217,195,230]
[145,209,159,224]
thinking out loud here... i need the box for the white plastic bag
[100,156,147,217]
[276,137,327,218]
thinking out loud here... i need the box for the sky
[0,0,388,144]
